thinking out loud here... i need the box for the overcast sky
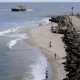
[0,0,80,2]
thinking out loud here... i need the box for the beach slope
[28,23,67,80]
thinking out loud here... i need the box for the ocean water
[0,2,80,80]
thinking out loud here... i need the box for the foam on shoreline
[7,34,29,49]
[31,53,47,80]
[7,39,20,49]
[0,27,20,36]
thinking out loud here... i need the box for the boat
[11,5,26,11]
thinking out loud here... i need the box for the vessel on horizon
[11,5,26,11]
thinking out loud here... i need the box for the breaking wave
[31,53,47,80]
[0,27,20,36]
[7,39,20,49]
[35,17,50,26]
[41,17,50,24]
[7,33,28,49]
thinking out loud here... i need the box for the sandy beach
[27,23,67,80]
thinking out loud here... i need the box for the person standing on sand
[39,23,42,26]
[51,25,53,31]
[49,42,52,48]
[45,70,48,79]
[54,53,56,59]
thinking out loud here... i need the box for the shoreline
[26,23,67,80]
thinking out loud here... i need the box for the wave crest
[7,39,20,49]
[0,27,20,36]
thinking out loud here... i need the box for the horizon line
[0,1,80,2]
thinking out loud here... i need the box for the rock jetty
[49,16,80,80]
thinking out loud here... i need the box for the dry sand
[70,16,80,32]
[27,23,67,80]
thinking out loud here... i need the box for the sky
[0,0,80,2]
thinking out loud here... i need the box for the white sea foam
[7,39,20,49]
[10,27,20,32]
[2,26,29,49]
[27,9,33,12]
[0,27,20,36]
[0,29,11,36]
[42,17,50,24]
[31,54,47,80]
[7,34,28,49]
[38,17,50,25]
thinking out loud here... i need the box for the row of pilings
[49,16,80,80]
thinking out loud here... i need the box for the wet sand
[27,23,67,80]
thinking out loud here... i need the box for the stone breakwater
[49,16,80,80]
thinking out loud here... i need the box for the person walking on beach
[51,25,53,31]
[45,70,48,79]
[39,23,42,26]
[54,53,56,59]
[49,42,52,48]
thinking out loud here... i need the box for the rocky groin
[49,16,80,80]
[49,16,74,34]
[62,31,80,80]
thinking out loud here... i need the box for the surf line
[0,27,20,36]
[7,39,20,49]
[7,35,29,50]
